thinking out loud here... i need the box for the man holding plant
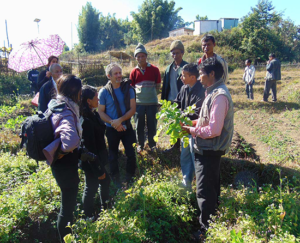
[182,57,234,238]
[174,63,205,189]
[130,43,161,152]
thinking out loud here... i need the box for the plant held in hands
[154,100,196,148]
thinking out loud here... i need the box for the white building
[194,18,239,35]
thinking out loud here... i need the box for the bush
[0,74,31,98]
[81,75,108,87]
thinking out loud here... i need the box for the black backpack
[20,109,54,161]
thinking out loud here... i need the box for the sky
[1,0,300,51]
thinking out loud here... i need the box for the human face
[49,58,58,66]
[171,49,183,64]
[51,66,63,81]
[87,91,99,109]
[202,40,215,56]
[199,69,214,88]
[135,53,147,67]
[181,70,196,87]
[108,66,122,84]
[245,61,250,67]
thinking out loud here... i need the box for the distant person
[243,59,255,100]
[98,63,137,185]
[181,57,234,239]
[161,40,188,151]
[263,53,281,102]
[174,63,205,189]
[198,34,228,83]
[38,63,62,112]
[130,43,161,152]
[27,68,39,94]
[80,85,110,218]
[37,55,59,90]
[42,74,82,242]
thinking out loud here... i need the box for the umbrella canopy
[8,34,65,73]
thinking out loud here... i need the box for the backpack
[20,109,54,161]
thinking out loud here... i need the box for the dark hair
[47,56,59,67]
[182,63,199,79]
[198,57,224,80]
[269,53,276,58]
[201,34,215,44]
[57,74,82,103]
[246,59,252,64]
[81,85,97,117]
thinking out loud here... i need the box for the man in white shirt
[243,59,255,100]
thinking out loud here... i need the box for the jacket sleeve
[266,62,273,72]
[55,111,80,153]
[38,86,47,112]
[37,70,50,90]
[161,70,167,100]
[82,118,98,155]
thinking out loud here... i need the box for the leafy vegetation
[154,100,194,148]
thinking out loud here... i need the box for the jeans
[106,126,137,176]
[180,135,195,188]
[51,151,79,242]
[245,81,254,99]
[263,79,277,101]
[134,105,157,148]
[82,164,110,218]
[194,152,222,230]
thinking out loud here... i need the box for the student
[37,55,59,90]
[98,63,137,185]
[243,59,255,100]
[182,57,234,239]
[198,35,228,83]
[130,43,161,151]
[43,74,82,242]
[80,85,110,218]
[38,63,62,112]
[174,63,205,189]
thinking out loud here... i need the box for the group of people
[35,33,281,242]
[243,53,282,101]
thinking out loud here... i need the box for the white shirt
[243,65,255,84]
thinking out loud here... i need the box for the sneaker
[137,145,143,153]
[193,229,206,241]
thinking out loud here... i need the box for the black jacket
[81,111,108,162]
[38,80,56,112]
[161,60,188,101]
[174,81,206,120]
[37,68,50,90]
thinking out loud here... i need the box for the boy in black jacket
[174,63,205,189]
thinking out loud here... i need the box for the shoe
[150,146,157,152]
[260,99,268,102]
[272,100,277,102]
[136,145,143,153]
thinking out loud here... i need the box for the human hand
[116,124,126,132]
[111,118,122,129]
[182,126,191,134]
[46,71,51,78]
[58,154,65,159]
[98,173,106,180]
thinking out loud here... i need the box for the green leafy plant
[154,100,195,148]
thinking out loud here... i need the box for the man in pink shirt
[182,57,234,239]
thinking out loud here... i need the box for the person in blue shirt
[27,69,39,94]
[98,63,137,185]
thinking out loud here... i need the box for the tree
[78,2,101,52]
[131,0,183,42]
[195,14,208,20]
[240,0,282,61]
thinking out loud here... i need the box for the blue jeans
[245,80,254,99]
[180,135,195,187]
[134,105,157,148]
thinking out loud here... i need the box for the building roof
[169,27,194,33]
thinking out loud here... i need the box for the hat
[170,40,184,53]
[134,43,148,57]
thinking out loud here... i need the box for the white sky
[1,0,299,50]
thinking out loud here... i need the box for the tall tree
[131,0,183,42]
[195,15,208,20]
[78,2,101,52]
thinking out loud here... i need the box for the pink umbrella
[8,34,65,73]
